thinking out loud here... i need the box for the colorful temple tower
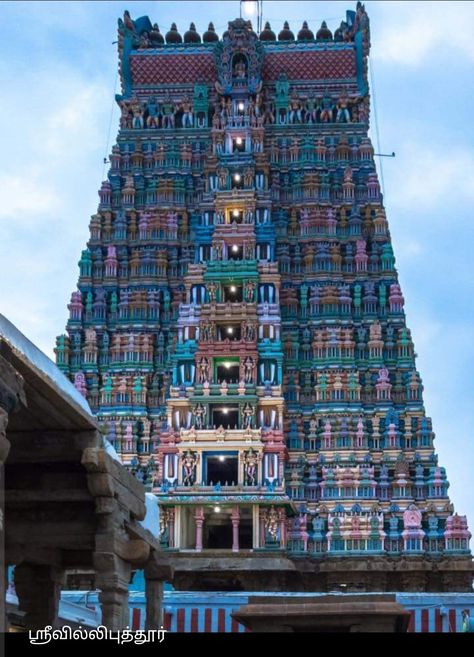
[56,3,473,592]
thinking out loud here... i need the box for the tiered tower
[56,3,473,592]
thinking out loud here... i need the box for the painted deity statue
[243,356,255,384]
[305,97,318,124]
[244,449,258,486]
[161,95,176,129]
[262,93,275,124]
[336,90,352,123]
[264,506,280,543]
[233,58,247,80]
[207,282,217,302]
[193,404,206,430]
[289,94,303,124]
[182,450,198,486]
[131,97,144,129]
[181,95,194,128]
[146,97,160,128]
[243,403,255,429]
[320,92,334,122]
[198,357,210,383]
[245,280,256,303]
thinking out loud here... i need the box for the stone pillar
[144,579,164,630]
[279,508,287,549]
[231,507,240,553]
[0,409,7,634]
[144,551,173,631]
[0,407,10,465]
[252,505,260,549]
[1,361,26,633]
[14,564,64,630]
[195,506,204,552]
[94,553,131,630]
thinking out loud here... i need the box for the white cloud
[0,174,58,221]
[372,1,474,66]
[386,145,474,213]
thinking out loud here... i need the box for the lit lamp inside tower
[233,136,245,153]
[232,172,243,189]
[229,242,243,261]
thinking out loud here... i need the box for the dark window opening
[231,174,243,189]
[228,210,244,224]
[233,138,246,153]
[206,455,238,485]
[211,407,239,429]
[228,245,243,261]
[216,364,240,383]
[223,286,243,302]
[217,325,241,341]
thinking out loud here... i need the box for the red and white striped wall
[124,591,474,633]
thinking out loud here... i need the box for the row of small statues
[118,90,367,131]
[119,95,200,130]
[214,90,362,127]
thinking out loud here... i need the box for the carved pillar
[145,578,164,630]
[144,551,173,631]
[231,506,240,553]
[0,409,7,635]
[195,506,204,552]
[279,508,287,549]
[14,564,64,630]
[0,407,10,465]
[0,353,25,463]
[168,507,176,549]
[94,553,131,630]
[1,355,26,633]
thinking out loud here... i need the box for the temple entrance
[204,510,232,549]
[239,512,253,549]
[206,522,233,549]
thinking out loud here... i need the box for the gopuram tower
[56,3,473,592]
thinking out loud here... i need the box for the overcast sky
[1,1,473,528]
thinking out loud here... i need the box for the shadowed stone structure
[232,594,410,632]
[0,314,171,631]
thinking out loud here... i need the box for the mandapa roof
[0,313,92,416]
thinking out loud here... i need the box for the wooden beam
[6,430,100,464]
[5,490,92,503]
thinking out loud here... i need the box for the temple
[56,3,473,593]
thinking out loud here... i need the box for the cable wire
[369,55,385,200]
[102,67,119,181]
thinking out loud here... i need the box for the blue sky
[1,1,473,528]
